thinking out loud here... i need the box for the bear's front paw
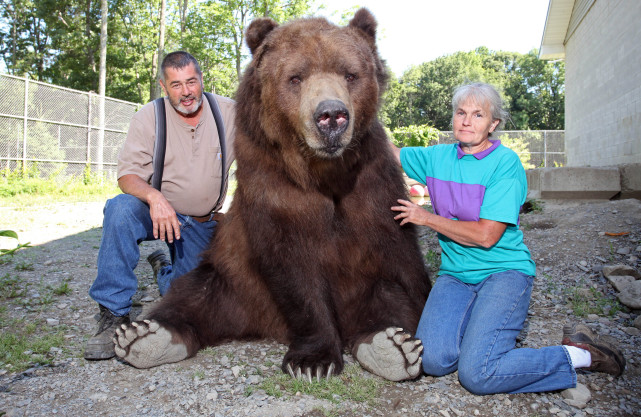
[282,348,343,383]
[354,327,423,382]
[113,319,188,369]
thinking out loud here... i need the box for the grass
[567,283,626,317]
[0,308,68,373]
[0,163,120,207]
[249,364,385,406]
[424,249,441,272]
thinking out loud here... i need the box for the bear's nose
[314,100,349,140]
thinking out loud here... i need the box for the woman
[389,82,625,395]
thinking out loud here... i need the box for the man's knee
[103,194,148,226]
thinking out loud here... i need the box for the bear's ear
[246,18,279,55]
[348,8,377,41]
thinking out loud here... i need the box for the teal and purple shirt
[400,140,536,284]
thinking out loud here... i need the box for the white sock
[565,345,592,369]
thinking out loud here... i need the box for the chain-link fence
[0,73,141,180]
[0,74,565,181]
[438,130,565,168]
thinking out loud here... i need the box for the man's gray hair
[451,82,509,132]
[160,51,202,82]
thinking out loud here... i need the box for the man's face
[159,63,203,116]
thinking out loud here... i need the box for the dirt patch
[0,198,640,416]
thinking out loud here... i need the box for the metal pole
[22,75,28,173]
[87,91,92,164]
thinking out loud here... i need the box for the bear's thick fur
[114,8,431,382]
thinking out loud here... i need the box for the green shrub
[388,124,440,148]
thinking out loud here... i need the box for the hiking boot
[147,249,171,281]
[84,305,130,360]
[562,323,626,377]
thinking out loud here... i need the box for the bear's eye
[345,73,357,83]
[289,76,301,85]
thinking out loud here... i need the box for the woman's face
[453,98,500,150]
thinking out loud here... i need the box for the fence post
[544,130,548,168]
[98,94,105,173]
[87,91,92,166]
[22,75,28,173]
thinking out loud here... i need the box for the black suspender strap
[203,92,228,212]
[151,93,227,212]
[151,97,166,191]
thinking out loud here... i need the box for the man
[84,51,236,360]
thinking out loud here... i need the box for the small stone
[562,383,591,409]
[46,318,60,326]
[206,391,219,401]
[617,281,641,309]
[231,365,241,377]
[602,264,640,279]
[616,247,631,255]
[634,316,641,330]
[607,275,636,292]
[623,327,641,336]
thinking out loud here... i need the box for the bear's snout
[314,99,350,152]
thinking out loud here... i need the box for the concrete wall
[564,0,641,166]
[527,163,641,200]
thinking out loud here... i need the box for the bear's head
[237,8,388,161]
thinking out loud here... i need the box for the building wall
[564,0,641,166]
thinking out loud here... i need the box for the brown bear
[114,8,431,382]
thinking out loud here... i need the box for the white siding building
[539,0,641,167]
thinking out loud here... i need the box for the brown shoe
[84,305,130,360]
[562,323,626,377]
[147,249,171,281]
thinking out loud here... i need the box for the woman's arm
[391,199,507,248]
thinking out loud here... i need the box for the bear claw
[354,327,423,381]
[286,362,336,382]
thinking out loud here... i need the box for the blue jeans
[416,271,577,394]
[89,194,216,317]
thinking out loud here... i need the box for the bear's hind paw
[113,319,188,369]
[354,327,423,382]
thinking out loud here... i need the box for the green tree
[382,47,564,132]
[1,0,317,103]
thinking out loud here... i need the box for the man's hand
[147,192,181,243]
[118,174,181,243]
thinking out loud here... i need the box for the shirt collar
[457,139,501,160]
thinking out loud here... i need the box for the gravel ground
[0,198,640,417]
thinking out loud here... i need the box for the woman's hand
[391,198,507,248]
[391,199,431,226]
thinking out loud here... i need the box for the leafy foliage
[381,48,565,131]
[388,124,440,148]
[0,0,318,103]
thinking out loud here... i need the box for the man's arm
[118,174,181,243]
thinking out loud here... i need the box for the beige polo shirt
[117,94,236,217]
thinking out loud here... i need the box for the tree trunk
[150,0,166,100]
[97,0,108,172]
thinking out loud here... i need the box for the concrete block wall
[527,164,641,200]
[564,0,641,167]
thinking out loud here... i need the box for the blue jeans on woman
[89,194,216,317]
[416,270,577,394]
